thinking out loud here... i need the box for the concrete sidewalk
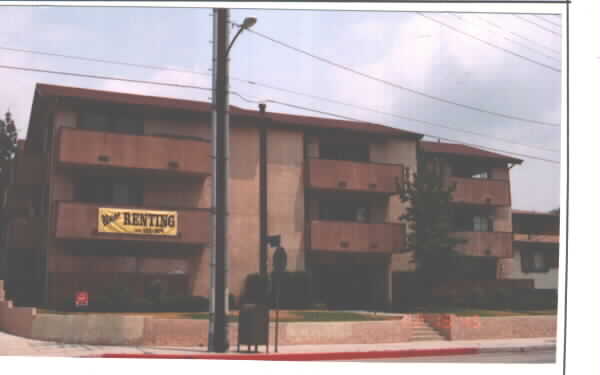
[0,329,555,360]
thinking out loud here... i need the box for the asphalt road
[348,350,556,363]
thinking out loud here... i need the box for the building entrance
[312,256,388,311]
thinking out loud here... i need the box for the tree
[0,111,18,161]
[399,153,465,294]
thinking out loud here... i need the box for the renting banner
[98,207,178,236]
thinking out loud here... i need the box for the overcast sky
[0,4,563,212]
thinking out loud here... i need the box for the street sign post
[272,246,287,353]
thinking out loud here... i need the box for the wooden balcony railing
[447,177,510,206]
[57,127,211,177]
[54,201,210,246]
[451,231,513,258]
[308,159,404,194]
[311,220,405,253]
[513,233,559,244]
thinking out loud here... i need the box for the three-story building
[0,84,421,309]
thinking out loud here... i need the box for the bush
[241,273,271,305]
[157,295,210,312]
[272,271,313,309]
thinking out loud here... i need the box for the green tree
[399,153,464,293]
[0,111,18,161]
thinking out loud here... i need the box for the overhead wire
[474,14,561,56]
[417,13,561,73]
[513,14,562,37]
[236,22,561,127]
[0,46,558,151]
[447,14,560,64]
[231,92,560,165]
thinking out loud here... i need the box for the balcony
[308,159,404,194]
[452,231,513,258]
[57,127,211,177]
[513,233,559,244]
[7,217,42,249]
[54,201,210,246]
[311,220,405,254]
[447,177,510,206]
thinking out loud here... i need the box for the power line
[0,62,559,163]
[532,15,562,29]
[234,80,559,153]
[0,64,212,91]
[0,46,209,76]
[475,14,561,56]
[513,14,561,37]
[0,46,559,150]
[237,22,560,127]
[448,14,561,64]
[417,13,561,73]
[232,92,559,165]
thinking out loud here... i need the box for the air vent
[168,161,179,169]
[337,181,347,188]
[98,155,110,162]
[340,241,349,248]
[368,183,377,190]
[370,242,378,249]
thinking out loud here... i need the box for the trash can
[237,304,269,352]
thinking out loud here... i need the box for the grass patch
[284,311,388,322]
[392,306,556,317]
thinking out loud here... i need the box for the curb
[478,345,556,354]
[93,348,479,361]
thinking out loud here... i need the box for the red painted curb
[94,348,479,361]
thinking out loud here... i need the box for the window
[76,177,143,206]
[319,142,370,163]
[79,111,143,135]
[80,112,110,132]
[452,164,491,180]
[473,216,492,232]
[521,249,555,273]
[319,199,370,223]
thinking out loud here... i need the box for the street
[351,350,556,363]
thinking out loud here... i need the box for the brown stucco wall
[266,128,305,272]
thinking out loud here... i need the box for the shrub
[272,271,313,309]
[158,295,210,312]
[242,273,271,305]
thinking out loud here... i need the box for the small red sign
[75,291,89,307]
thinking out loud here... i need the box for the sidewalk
[0,330,555,360]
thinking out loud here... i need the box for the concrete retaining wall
[31,314,145,345]
[450,315,557,340]
[421,313,556,341]
[0,280,555,346]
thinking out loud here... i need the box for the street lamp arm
[225,27,245,58]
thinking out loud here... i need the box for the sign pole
[208,7,230,353]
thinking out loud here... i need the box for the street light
[208,10,257,353]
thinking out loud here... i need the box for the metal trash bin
[237,304,269,352]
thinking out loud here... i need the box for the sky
[0,3,563,212]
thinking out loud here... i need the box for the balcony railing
[57,127,211,177]
[513,233,559,244]
[311,220,405,253]
[54,201,210,246]
[447,177,510,206]
[308,159,404,194]
[451,231,513,258]
[7,216,42,249]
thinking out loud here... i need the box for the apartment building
[420,141,523,281]
[0,83,421,309]
[508,210,559,290]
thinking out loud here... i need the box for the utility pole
[208,7,230,353]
